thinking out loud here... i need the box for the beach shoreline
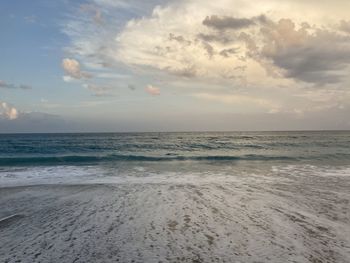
[1,171,349,263]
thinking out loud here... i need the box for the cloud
[62,58,92,80]
[82,83,113,96]
[62,76,74,82]
[167,66,197,78]
[339,20,350,34]
[61,0,350,118]
[91,0,172,14]
[202,15,256,30]
[0,102,19,120]
[202,41,215,58]
[0,80,32,90]
[112,5,350,85]
[197,33,233,44]
[96,72,130,79]
[169,33,191,45]
[219,47,239,57]
[80,4,103,25]
[128,84,136,90]
[145,85,160,95]
[256,19,350,84]
[64,0,349,84]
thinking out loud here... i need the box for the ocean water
[0,131,349,185]
[1,132,350,262]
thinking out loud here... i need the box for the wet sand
[0,170,349,262]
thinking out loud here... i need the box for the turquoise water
[0,131,349,185]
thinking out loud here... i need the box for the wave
[0,154,302,166]
[1,152,349,166]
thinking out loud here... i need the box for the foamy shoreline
[1,168,349,262]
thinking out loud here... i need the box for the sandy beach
[1,167,349,263]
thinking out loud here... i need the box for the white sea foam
[0,166,104,187]
[1,163,349,262]
[271,164,350,177]
[1,163,349,187]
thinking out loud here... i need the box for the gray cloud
[165,66,197,78]
[128,84,136,90]
[220,47,239,57]
[258,19,350,84]
[197,33,233,44]
[270,45,350,84]
[202,15,268,31]
[169,33,191,45]
[197,16,350,84]
[83,83,113,96]
[339,20,350,34]
[203,15,255,30]
[0,80,32,90]
[202,42,214,58]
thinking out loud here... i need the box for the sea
[0,131,350,186]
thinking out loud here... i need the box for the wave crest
[0,154,299,166]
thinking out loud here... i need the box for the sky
[1,0,350,132]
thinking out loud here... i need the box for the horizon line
[0,129,349,135]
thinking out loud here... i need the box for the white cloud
[63,0,350,84]
[113,2,350,86]
[0,102,19,120]
[62,0,350,117]
[62,58,92,79]
[62,76,74,82]
[145,85,160,96]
